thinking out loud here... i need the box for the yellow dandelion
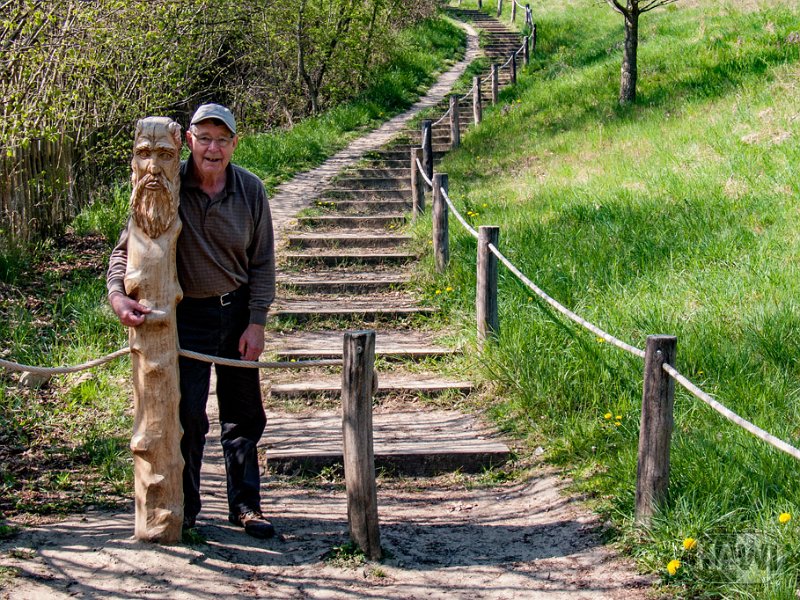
[683,537,697,551]
[616,415,622,420]
[604,412,612,420]
[482,203,488,208]
[614,422,621,427]
[435,289,442,295]
[666,559,681,576]
[779,512,792,524]
[596,337,605,343]
[445,286,453,292]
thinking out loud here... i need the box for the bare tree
[605,0,679,105]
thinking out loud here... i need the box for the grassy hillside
[420,0,800,596]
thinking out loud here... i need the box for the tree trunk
[619,7,639,105]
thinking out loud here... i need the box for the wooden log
[477,226,500,349]
[473,77,482,125]
[511,53,517,85]
[496,0,503,16]
[449,96,461,150]
[523,35,530,66]
[491,64,499,105]
[125,117,184,543]
[511,0,517,23]
[432,173,449,273]
[410,147,425,218]
[635,335,677,526]
[421,119,433,184]
[342,330,381,561]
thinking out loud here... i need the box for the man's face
[132,124,181,190]
[186,121,237,180]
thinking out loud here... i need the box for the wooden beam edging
[411,147,425,218]
[477,226,500,350]
[433,173,450,273]
[635,335,677,526]
[342,330,381,560]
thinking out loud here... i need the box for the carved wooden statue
[125,117,184,542]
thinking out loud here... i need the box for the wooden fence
[0,135,89,250]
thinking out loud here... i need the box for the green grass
[414,0,800,596]
[234,16,466,192]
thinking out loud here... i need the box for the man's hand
[239,323,265,362]
[109,292,151,327]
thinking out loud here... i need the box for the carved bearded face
[130,117,182,238]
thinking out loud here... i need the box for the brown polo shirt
[107,160,275,325]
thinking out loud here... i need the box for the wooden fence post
[449,96,461,150]
[478,0,482,8]
[432,173,449,273]
[511,53,517,85]
[410,147,425,219]
[635,335,677,526]
[523,35,530,66]
[511,0,517,23]
[526,5,532,29]
[477,226,500,349]
[473,77,482,125]
[532,23,537,53]
[491,64,499,105]
[342,330,381,561]
[497,0,503,16]
[421,119,433,184]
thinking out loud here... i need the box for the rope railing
[416,156,434,188]
[0,346,343,377]
[460,80,476,102]
[441,189,479,239]
[486,242,646,358]
[662,363,800,461]
[433,105,452,127]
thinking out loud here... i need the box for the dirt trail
[0,18,655,600]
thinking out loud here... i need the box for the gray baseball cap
[190,103,236,135]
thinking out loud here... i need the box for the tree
[605,0,678,105]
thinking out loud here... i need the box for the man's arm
[107,223,151,327]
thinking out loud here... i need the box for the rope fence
[407,12,800,523]
[0,347,343,378]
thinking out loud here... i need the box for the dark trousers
[176,287,266,520]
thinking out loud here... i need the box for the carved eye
[158,150,174,160]
[136,149,151,158]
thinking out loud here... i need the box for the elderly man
[108,103,276,539]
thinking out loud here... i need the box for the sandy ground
[0,18,658,600]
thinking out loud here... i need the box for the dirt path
[0,17,655,600]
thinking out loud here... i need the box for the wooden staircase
[263,10,526,476]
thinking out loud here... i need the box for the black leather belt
[182,286,246,307]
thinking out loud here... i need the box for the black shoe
[229,510,275,539]
[183,514,197,530]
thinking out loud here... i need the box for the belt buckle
[220,292,232,307]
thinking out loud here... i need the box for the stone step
[283,250,416,267]
[348,167,410,179]
[367,149,447,162]
[286,232,411,249]
[296,214,406,229]
[265,329,456,360]
[263,410,510,476]
[269,374,473,399]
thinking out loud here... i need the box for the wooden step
[283,250,416,267]
[315,199,411,213]
[270,374,473,399]
[286,232,411,249]
[322,189,411,200]
[270,297,435,321]
[265,329,455,360]
[263,410,510,476]
[278,272,411,294]
[296,214,406,229]
[330,177,410,190]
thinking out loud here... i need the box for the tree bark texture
[620,7,639,105]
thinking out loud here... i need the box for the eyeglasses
[193,135,234,148]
